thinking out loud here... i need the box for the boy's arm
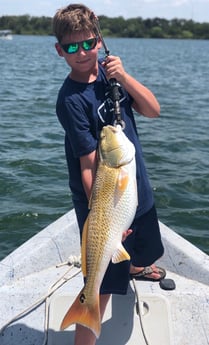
[120,73,160,118]
[103,56,160,118]
[80,150,98,201]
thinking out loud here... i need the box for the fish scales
[60,125,138,338]
[84,165,129,291]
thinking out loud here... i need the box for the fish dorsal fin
[117,167,129,191]
[112,243,130,263]
[81,217,89,277]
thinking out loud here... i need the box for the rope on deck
[131,278,150,345]
[0,255,82,344]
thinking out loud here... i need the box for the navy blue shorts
[74,201,164,295]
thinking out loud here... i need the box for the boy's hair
[52,3,98,43]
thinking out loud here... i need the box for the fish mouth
[99,125,135,167]
[110,157,134,168]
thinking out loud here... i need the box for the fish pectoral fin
[112,243,130,263]
[117,167,129,191]
[60,289,101,338]
[81,217,89,277]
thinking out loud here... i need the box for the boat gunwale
[0,209,209,287]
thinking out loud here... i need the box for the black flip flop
[130,266,166,282]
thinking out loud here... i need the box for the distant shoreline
[0,15,209,39]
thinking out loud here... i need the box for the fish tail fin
[60,289,101,338]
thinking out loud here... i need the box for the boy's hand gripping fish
[60,125,138,338]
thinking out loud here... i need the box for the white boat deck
[0,210,209,345]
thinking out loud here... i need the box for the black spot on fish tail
[80,293,86,304]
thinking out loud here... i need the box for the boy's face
[55,31,102,80]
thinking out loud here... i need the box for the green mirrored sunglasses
[61,37,98,54]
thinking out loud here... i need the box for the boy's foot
[130,264,166,281]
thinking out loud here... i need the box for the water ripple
[0,36,208,259]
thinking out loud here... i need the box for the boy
[53,4,164,345]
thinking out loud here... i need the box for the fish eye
[100,132,106,139]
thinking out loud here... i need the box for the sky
[0,0,209,23]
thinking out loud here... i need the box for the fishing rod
[94,16,125,129]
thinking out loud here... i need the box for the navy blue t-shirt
[56,61,154,217]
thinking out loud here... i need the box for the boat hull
[0,209,209,344]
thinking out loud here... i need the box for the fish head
[99,125,135,167]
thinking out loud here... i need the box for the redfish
[60,125,138,338]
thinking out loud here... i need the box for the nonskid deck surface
[0,210,209,344]
[0,263,209,345]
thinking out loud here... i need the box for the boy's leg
[126,205,164,268]
[74,294,111,345]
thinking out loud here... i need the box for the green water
[0,35,209,260]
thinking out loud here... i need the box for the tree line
[0,14,209,39]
